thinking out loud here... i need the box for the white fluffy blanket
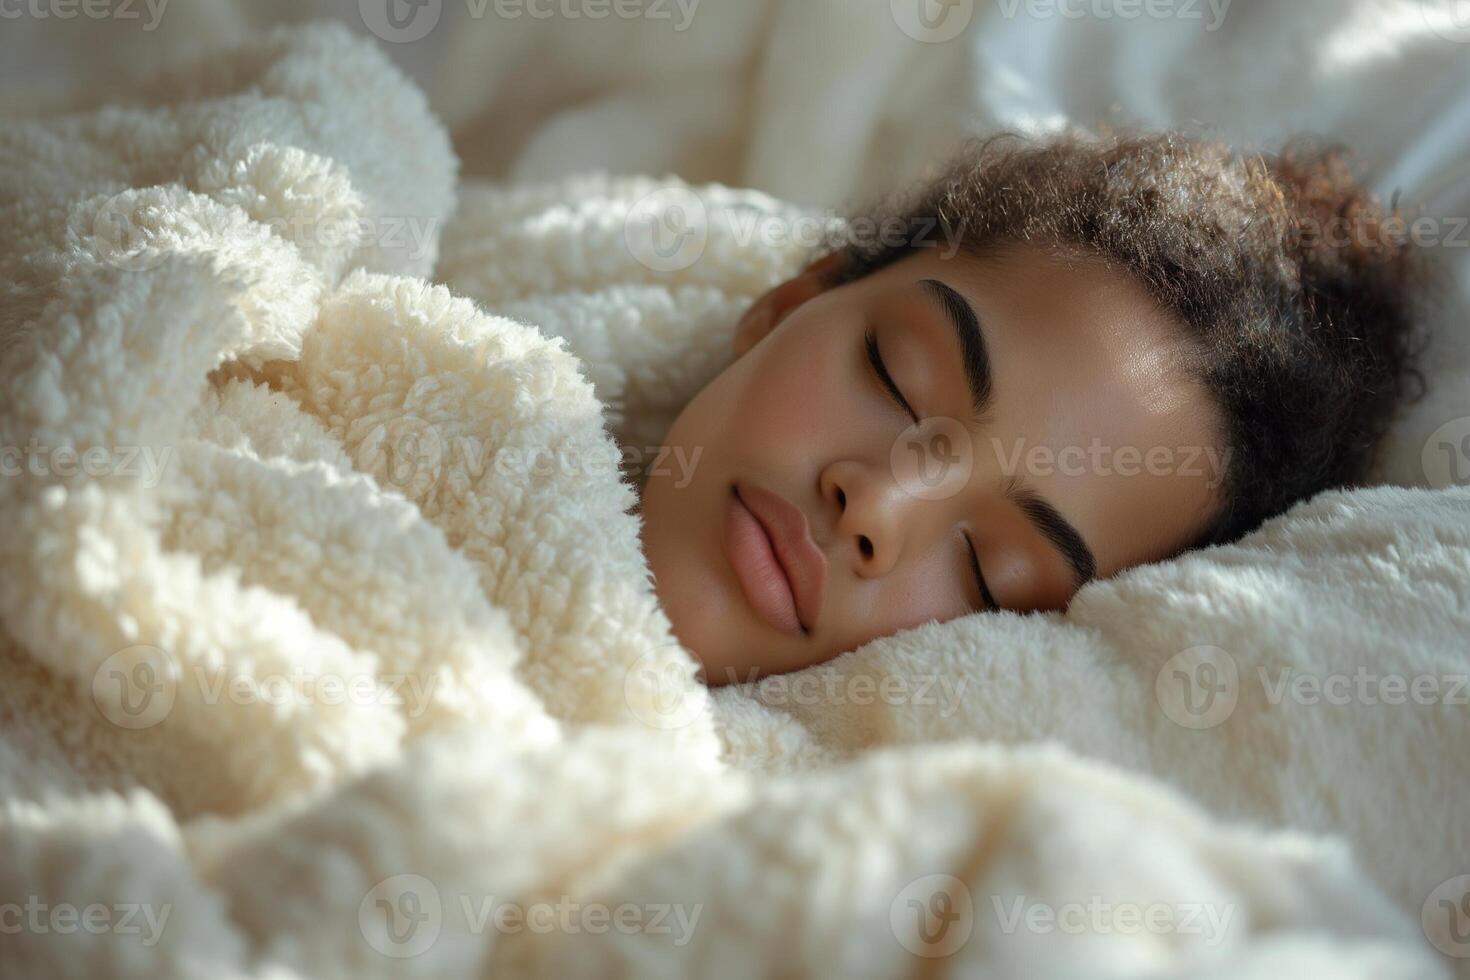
[1,24,1464,978]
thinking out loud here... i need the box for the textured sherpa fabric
[0,23,1460,979]
[441,177,1470,943]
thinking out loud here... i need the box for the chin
[648,555,769,687]
[640,490,725,681]
[687,643,756,688]
[654,570,749,686]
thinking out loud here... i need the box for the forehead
[868,244,1225,575]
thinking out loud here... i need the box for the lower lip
[723,487,804,637]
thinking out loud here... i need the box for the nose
[819,460,914,578]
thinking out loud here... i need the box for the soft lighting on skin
[638,243,1224,685]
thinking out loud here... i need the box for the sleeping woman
[636,132,1426,684]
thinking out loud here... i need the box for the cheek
[857,559,971,640]
[724,325,856,459]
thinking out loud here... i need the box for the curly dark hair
[816,132,1429,548]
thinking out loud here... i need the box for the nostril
[836,487,846,510]
[858,535,873,560]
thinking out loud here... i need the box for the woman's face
[640,244,1225,684]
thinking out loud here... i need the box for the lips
[722,481,827,636]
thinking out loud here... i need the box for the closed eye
[864,329,919,424]
[866,328,991,611]
[964,532,1000,612]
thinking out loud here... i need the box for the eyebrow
[915,278,1098,592]
[918,278,993,422]
[1007,482,1098,590]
